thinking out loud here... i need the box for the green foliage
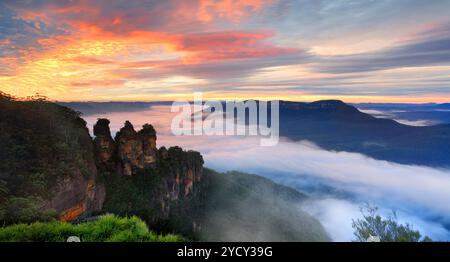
[0,197,57,224]
[101,156,199,237]
[0,214,184,242]
[102,168,161,219]
[352,204,431,242]
[0,180,8,201]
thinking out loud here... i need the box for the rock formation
[93,119,205,235]
[93,118,203,186]
[93,118,116,171]
[115,121,140,175]
[138,123,158,167]
[114,121,158,175]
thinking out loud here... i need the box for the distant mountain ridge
[278,100,450,167]
[59,100,450,116]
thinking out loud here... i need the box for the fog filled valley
[2,93,449,242]
[74,102,450,241]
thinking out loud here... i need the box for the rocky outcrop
[95,119,205,236]
[94,120,158,176]
[93,118,116,171]
[115,121,141,176]
[114,121,158,175]
[138,124,158,167]
[93,119,204,195]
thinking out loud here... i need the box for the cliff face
[0,94,105,224]
[40,113,106,222]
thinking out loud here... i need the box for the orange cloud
[4,0,283,70]
[174,31,296,62]
[70,79,127,88]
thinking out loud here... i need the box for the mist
[198,171,330,242]
[84,105,450,241]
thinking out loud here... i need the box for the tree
[352,204,431,242]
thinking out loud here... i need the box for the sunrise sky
[1,0,450,102]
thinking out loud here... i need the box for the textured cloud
[4,0,272,34]
[316,37,450,74]
[176,31,297,61]
[307,21,450,78]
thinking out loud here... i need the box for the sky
[1,0,450,102]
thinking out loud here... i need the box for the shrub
[0,214,185,242]
[352,205,432,242]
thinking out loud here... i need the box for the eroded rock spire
[93,118,116,170]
